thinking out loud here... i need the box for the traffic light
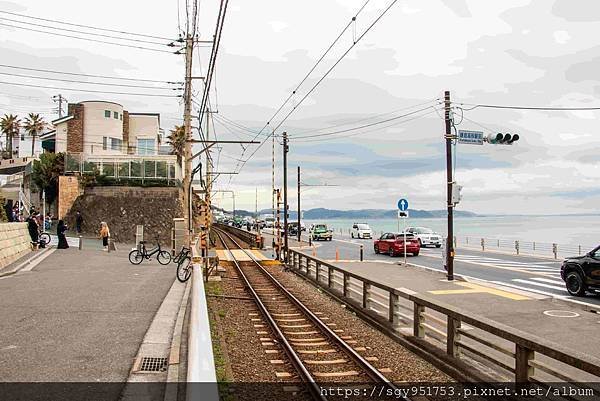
[486,133,519,145]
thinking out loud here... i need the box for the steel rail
[213,228,326,401]
[214,227,402,396]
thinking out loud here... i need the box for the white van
[351,223,372,239]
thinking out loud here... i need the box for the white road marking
[513,279,566,292]
[530,277,564,285]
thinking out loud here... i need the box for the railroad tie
[284,331,319,336]
[290,341,329,347]
[287,337,326,342]
[312,371,360,378]
[297,349,336,354]
[302,359,348,365]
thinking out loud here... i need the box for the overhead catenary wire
[0,64,181,84]
[0,71,182,91]
[0,9,175,41]
[0,81,181,98]
[457,102,600,111]
[0,16,172,46]
[0,22,175,53]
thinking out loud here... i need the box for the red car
[374,232,420,256]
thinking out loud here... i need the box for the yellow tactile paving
[215,249,272,262]
[428,282,530,301]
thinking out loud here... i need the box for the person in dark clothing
[4,200,13,222]
[75,211,83,234]
[57,220,69,249]
[27,213,39,248]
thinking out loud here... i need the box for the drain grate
[138,357,168,372]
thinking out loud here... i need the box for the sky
[1,0,599,215]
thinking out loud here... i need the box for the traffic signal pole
[445,90,455,281]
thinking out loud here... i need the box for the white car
[404,227,442,248]
[351,223,372,239]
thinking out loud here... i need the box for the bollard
[466,237,469,245]
[360,245,364,261]
[78,235,82,250]
[497,239,500,248]
[312,246,316,257]
[308,235,312,247]
[533,242,536,251]
[335,248,339,261]
[552,243,557,259]
[107,238,111,253]
[481,238,485,252]
[515,240,519,255]
[579,245,581,255]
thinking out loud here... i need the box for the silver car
[404,227,442,248]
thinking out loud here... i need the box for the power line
[457,102,600,111]
[0,71,182,91]
[0,9,175,41]
[0,63,180,84]
[0,16,171,46]
[0,81,181,98]
[0,22,175,53]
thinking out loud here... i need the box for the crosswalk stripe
[530,277,564,285]
[513,279,565,292]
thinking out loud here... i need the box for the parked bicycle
[173,246,190,265]
[39,231,51,247]
[128,239,172,265]
[176,255,192,282]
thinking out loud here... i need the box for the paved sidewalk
[0,247,176,392]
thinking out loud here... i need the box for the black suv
[560,245,600,296]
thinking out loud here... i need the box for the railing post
[413,302,425,339]
[533,242,536,251]
[552,243,558,259]
[515,344,534,382]
[360,245,364,261]
[497,239,500,248]
[515,240,520,255]
[362,282,371,309]
[579,245,581,255]
[481,238,485,251]
[328,266,333,288]
[447,316,461,358]
[78,235,82,250]
[316,262,321,283]
[343,273,349,298]
[389,292,399,328]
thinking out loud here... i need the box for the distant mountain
[213,206,477,219]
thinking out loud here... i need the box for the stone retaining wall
[0,223,31,269]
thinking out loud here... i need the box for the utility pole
[444,90,455,281]
[282,132,289,264]
[182,34,194,246]
[204,109,211,262]
[52,94,67,118]
[275,189,281,261]
[297,166,301,242]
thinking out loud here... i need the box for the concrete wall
[129,114,159,155]
[81,101,124,155]
[55,121,68,153]
[58,176,81,219]
[0,223,31,269]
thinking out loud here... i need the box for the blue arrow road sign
[398,198,409,211]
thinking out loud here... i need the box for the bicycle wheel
[176,258,192,282]
[157,250,172,265]
[39,232,51,246]
[128,250,144,265]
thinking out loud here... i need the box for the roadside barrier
[288,248,600,384]
[187,237,218,400]
[214,223,263,249]
[458,236,594,259]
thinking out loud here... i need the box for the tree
[167,125,185,165]
[31,152,65,207]
[23,113,46,157]
[0,114,21,159]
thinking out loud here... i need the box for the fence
[456,236,595,259]
[288,248,600,384]
[65,153,181,183]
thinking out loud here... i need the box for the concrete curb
[0,247,56,278]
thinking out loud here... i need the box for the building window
[137,138,155,155]
[110,138,123,151]
[104,110,111,118]
[102,136,108,150]
[113,111,119,119]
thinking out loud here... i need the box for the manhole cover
[138,357,168,372]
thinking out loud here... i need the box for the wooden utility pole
[282,132,289,264]
[204,110,211,261]
[182,35,194,246]
[444,90,455,280]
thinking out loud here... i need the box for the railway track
[213,227,404,401]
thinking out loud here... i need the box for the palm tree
[23,113,46,157]
[0,114,21,159]
[167,125,186,165]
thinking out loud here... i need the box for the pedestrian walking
[57,220,69,249]
[27,212,39,249]
[100,222,110,251]
[75,211,83,234]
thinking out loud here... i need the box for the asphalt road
[0,246,174,394]
[293,232,600,308]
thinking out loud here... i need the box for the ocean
[304,215,600,250]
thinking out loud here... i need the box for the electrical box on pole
[451,183,463,205]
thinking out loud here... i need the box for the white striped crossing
[450,254,561,275]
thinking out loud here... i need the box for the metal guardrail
[457,236,595,259]
[288,249,600,384]
[186,238,218,401]
[214,223,263,249]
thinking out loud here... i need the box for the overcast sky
[1,0,599,215]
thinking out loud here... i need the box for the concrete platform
[215,249,271,261]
